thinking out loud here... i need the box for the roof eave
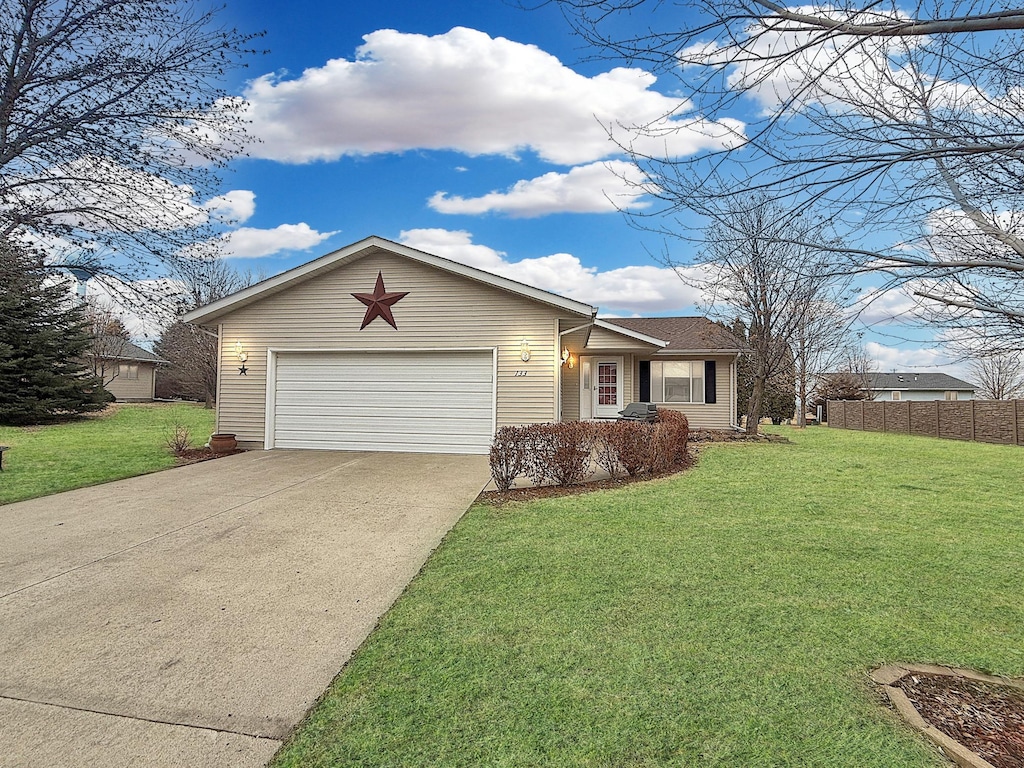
[592,318,668,348]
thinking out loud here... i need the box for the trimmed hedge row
[489,409,690,491]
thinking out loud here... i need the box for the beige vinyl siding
[558,323,590,422]
[586,325,641,349]
[639,355,735,429]
[216,249,582,447]
[104,363,157,402]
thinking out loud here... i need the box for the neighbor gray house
[89,339,167,402]
[866,372,976,402]
[182,236,744,453]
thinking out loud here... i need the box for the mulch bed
[174,447,244,466]
[896,673,1024,767]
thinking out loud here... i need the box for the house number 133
[514,370,528,377]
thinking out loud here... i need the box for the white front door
[581,357,623,419]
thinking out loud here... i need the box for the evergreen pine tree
[0,242,110,425]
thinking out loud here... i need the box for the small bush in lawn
[489,425,528,491]
[165,423,192,456]
[656,408,690,465]
[524,421,597,487]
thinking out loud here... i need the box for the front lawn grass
[0,402,215,505]
[274,426,1024,767]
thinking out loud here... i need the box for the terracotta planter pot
[209,433,237,453]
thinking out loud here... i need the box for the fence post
[860,399,865,430]
[935,400,940,437]
[970,399,976,442]
[882,402,887,433]
[1014,400,1020,446]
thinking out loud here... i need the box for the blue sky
[172,0,964,376]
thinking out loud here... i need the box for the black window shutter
[704,360,717,404]
[639,360,651,402]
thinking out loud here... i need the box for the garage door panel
[273,351,495,454]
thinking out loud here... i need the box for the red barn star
[352,271,409,330]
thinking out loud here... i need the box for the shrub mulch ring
[174,448,244,466]
[897,672,1024,768]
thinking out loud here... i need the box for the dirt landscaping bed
[897,672,1024,767]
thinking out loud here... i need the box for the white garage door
[272,350,495,454]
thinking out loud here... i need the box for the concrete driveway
[0,450,490,768]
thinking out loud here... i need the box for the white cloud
[865,340,960,374]
[241,27,744,166]
[682,9,994,121]
[853,284,922,325]
[219,223,338,259]
[428,160,651,217]
[21,156,207,232]
[205,190,256,224]
[398,228,702,314]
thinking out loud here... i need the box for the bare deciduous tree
[155,258,260,406]
[686,195,849,433]
[554,0,1024,349]
[0,0,259,285]
[968,353,1024,400]
[83,302,131,387]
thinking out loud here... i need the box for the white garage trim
[265,347,497,453]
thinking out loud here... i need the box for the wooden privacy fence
[827,399,1024,446]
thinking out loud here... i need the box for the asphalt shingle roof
[867,372,975,391]
[600,317,744,353]
[93,336,166,363]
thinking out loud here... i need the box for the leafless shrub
[605,420,655,477]
[523,422,597,487]
[592,422,623,479]
[489,425,529,492]
[656,408,690,466]
[165,423,192,456]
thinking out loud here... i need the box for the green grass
[273,427,1024,767]
[0,403,215,505]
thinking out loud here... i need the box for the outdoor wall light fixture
[561,347,570,364]
[567,353,576,369]
[520,339,531,362]
[235,341,248,375]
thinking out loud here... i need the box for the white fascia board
[652,349,744,356]
[592,318,668,348]
[183,235,597,325]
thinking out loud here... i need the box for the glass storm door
[593,359,622,418]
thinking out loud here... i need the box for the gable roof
[89,337,166,364]
[867,372,976,391]
[600,317,744,354]
[183,236,597,325]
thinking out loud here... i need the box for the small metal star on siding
[352,271,409,330]
[238,365,248,375]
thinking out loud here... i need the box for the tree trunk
[746,373,766,434]
[797,335,808,428]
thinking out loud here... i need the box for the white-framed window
[891,391,901,401]
[118,363,139,380]
[945,391,958,401]
[649,360,705,404]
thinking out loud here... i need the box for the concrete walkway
[0,450,490,768]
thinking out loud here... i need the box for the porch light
[234,340,248,363]
[567,353,576,369]
[520,338,531,362]
[561,347,570,364]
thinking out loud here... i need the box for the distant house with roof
[866,372,976,402]
[88,337,167,402]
